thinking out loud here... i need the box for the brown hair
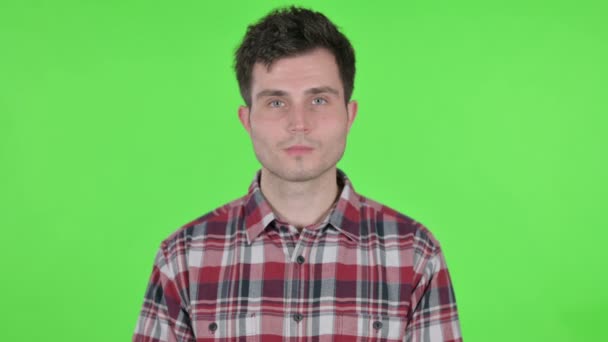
[234,6,356,106]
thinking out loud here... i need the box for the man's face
[238,48,358,183]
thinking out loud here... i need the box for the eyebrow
[255,86,340,100]
[255,89,288,100]
[305,86,340,96]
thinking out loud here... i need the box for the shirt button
[373,320,383,330]
[293,313,303,323]
[209,322,218,332]
[296,255,305,264]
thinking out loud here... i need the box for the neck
[260,167,340,230]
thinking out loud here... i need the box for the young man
[134,7,462,342]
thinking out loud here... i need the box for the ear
[238,105,251,133]
[346,100,358,132]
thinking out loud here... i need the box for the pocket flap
[340,314,405,340]
[194,313,258,340]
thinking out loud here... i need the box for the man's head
[235,6,355,107]
[235,7,358,183]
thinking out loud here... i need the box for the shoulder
[357,193,442,252]
[158,194,249,255]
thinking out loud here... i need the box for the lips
[284,145,314,155]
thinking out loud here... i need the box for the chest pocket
[339,314,406,341]
[194,313,258,342]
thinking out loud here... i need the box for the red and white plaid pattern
[133,169,462,341]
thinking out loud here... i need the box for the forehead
[251,48,343,95]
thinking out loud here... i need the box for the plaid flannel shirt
[133,169,462,341]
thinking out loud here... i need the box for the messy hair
[234,6,356,106]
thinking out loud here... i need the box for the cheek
[250,123,280,152]
[250,114,281,132]
[319,117,349,140]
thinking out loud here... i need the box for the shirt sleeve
[405,246,463,342]
[133,246,195,342]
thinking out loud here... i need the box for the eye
[269,100,285,108]
[312,97,328,105]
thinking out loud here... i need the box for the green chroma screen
[1,0,606,340]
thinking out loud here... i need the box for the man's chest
[185,229,416,341]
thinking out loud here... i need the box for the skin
[238,48,358,229]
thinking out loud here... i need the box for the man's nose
[287,105,311,134]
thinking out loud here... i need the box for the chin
[265,164,336,183]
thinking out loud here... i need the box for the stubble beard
[258,145,346,184]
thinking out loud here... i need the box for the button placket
[291,227,305,262]
[292,228,318,264]
[291,229,313,332]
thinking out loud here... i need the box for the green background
[1,0,606,340]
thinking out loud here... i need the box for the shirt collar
[243,168,362,244]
